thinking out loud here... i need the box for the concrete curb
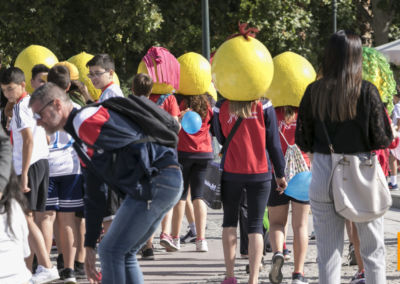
[390,191,400,209]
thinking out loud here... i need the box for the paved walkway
[51,206,400,284]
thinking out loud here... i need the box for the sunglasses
[33,100,54,120]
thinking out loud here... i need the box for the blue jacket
[64,106,179,248]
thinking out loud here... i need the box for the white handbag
[322,124,392,222]
[329,152,392,222]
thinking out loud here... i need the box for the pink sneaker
[221,277,237,284]
[159,233,178,252]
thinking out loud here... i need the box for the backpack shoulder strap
[278,129,291,147]
[63,108,117,189]
[156,93,171,106]
[220,117,243,156]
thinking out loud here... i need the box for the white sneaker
[196,239,208,252]
[172,237,181,250]
[30,265,59,284]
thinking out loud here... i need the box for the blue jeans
[98,167,183,283]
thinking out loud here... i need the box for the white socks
[390,175,397,185]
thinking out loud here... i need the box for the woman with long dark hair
[296,30,393,283]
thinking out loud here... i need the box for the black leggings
[222,179,271,234]
[179,157,211,201]
[239,189,271,255]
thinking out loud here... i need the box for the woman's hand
[85,247,102,284]
[275,177,287,195]
[178,108,191,122]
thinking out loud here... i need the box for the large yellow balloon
[266,51,316,107]
[177,52,212,95]
[211,36,274,101]
[137,60,174,94]
[68,52,120,101]
[14,45,58,93]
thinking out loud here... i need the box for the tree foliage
[0,0,399,85]
[0,0,163,79]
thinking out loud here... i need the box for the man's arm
[0,126,11,197]
[20,127,33,192]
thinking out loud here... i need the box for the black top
[295,80,393,154]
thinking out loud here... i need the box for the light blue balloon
[284,171,312,202]
[181,111,202,134]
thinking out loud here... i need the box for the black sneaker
[180,229,197,243]
[265,242,272,253]
[137,244,145,254]
[74,261,85,277]
[269,252,284,284]
[292,272,309,284]
[141,247,155,260]
[57,254,64,271]
[59,268,77,284]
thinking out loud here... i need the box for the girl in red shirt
[170,93,214,252]
[213,99,286,284]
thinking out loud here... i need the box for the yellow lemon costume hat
[137,47,180,95]
[266,51,316,107]
[14,45,58,93]
[68,52,120,101]
[211,23,274,101]
[54,61,80,81]
[177,52,212,96]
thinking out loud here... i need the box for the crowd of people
[0,29,397,284]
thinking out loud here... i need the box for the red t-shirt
[177,99,213,155]
[149,94,180,117]
[374,113,399,176]
[275,107,310,167]
[218,100,268,174]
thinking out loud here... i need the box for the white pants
[310,153,386,284]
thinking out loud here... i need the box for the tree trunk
[355,0,373,46]
[371,0,394,45]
